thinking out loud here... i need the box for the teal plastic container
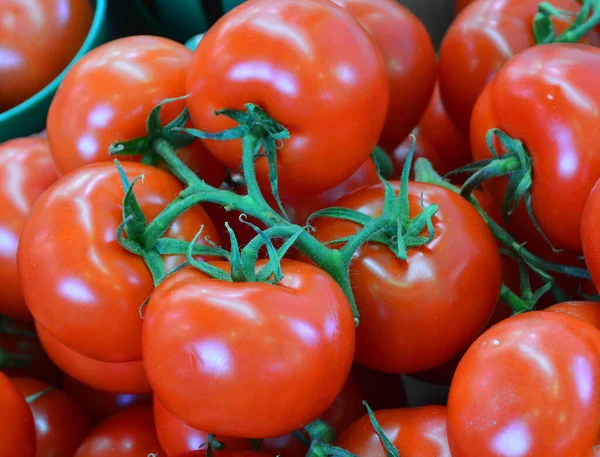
[0,0,109,143]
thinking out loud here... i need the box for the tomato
[13,377,91,457]
[62,375,151,424]
[0,320,61,385]
[0,0,93,111]
[309,182,502,374]
[74,406,165,457]
[261,375,364,457]
[154,397,252,457]
[0,372,36,457]
[18,162,218,366]
[175,453,269,457]
[47,36,192,175]
[186,0,389,197]
[36,320,151,394]
[350,365,406,411]
[143,261,355,438]
[336,406,449,457]
[471,44,600,251]
[545,301,600,330]
[0,138,58,320]
[391,131,449,178]
[455,0,475,14]
[439,0,599,136]
[166,140,227,189]
[282,158,381,226]
[448,312,600,457]
[583,180,600,290]
[327,0,437,152]
[419,83,471,172]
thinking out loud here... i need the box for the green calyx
[415,157,591,313]
[534,0,600,44]
[453,128,559,252]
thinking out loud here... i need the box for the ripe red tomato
[0,0,93,111]
[309,182,502,374]
[0,372,36,457]
[0,320,61,385]
[545,301,600,330]
[336,406,449,456]
[261,375,364,457]
[36,319,151,394]
[186,0,389,197]
[419,83,471,172]
[282,158,381,226]
[439,0,599,136]
[13,377,91,457]
[62,375,151,424]
[18,162,218,365]
[583,181,600,290]
[327,0,437,152]
[0,138,58,320]
[47,36,192,175]
[154,397,252,457]
[143,261,355,438]
[176,453,269,457]
[471,44,600,250]
[391,131,449,178]
[74,406,165,457]
[455,0,475,14]
[448,312,600,457]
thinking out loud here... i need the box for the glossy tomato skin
[391,131,449,178]
[154,397,252,457]
[419,83,471,172]
[471,44,600,251]
[47,36,192,175]
[328,0,437,151]
[143,261,355,438]
[282,158,381,226]
[448,312,600,457]
[36,320,151,394]
[186,0,389,197]
[74,406,165,457]
[0,372,36,457]
[18,162,218,364]
[545,301,600,330]
[583,181,600,289]
[309,182,502,374]
[62,375,151,424]
[0,0,93,111]
[13,377,91,457]
[261,375,364,457]
[337,406,449,457]
[439,0,598,136]
[0,138,58,320]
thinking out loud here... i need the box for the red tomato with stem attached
[327,0,437,152]
[36,316,151,394]
[74,406,165,457]
[0,0,93,111]
[13,377,92,457]
[167,140,227,188]
[471,44,600,251]
[440,0,600,136]
[47,36,192,175]
[309,182,502,374]
[447,312,600,457]
[0,138,58,320]
[143,261,355,438]
[18,162,218,366]
[154,397,253,457]
[419,83,471,172]
[0,372,36,457]
[391,131,449,178]
[336,406,449,457]
[62,375,152,424]
[186,0,389,197]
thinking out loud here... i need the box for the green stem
[460,155,522,200]
[141,250,166,287]
[26,386,52,404]
[500,285,533,314]
[152,138,209,191]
